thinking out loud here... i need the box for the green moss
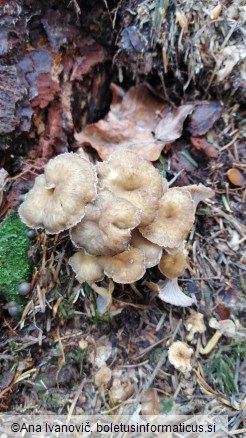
[0,211,31,304]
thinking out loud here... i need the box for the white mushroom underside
[157,278,196,307]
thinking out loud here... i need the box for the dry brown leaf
[75,85,194,161]
[191,136,218,158]
[155,105,193,143]
[75,84,166,161]
[109,382,135,405]
[188,102,223,136]
[141,389,160,415]
[0,369,16,391]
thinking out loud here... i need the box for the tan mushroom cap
[209,318,236,337]
[158,250,187,279]
[184,310,206,341]
[168,341,193,373]
[70,192,141,256]
[139,188,195,247]
[131,229,162,268]
[96,150,164,226]
[68,251,105,283]
[19,153,97,234]
[181,183,214,209]
[164,241,186,255]
[102,246,146,284]
[19,174,49,230]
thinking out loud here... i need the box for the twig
[228,428,246,436]
[66,379,86,422]
[132,334,170,360]
[127,350,168,415]
[206,202,246,236]
[118,360,149,369]
[220,132,240,152]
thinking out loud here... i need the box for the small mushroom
[97,150,164,226]
[102,246,146,284]
[26,229,37,239]
[68,251,105,284]
[184,310,206,341]
[199,318,236,355]
[156,278,196,307]
[69,246,146,285]
[181,183,214,209]
[158,250,187,279]
[18,282,31,296]
[70,191,141,256]
[131,229,162,268]
[139,188,195,248]
[19,153,97,234]
[95,366,112,388]
[168,341,193,373]
[7,301,21,317]
[227,168,246,187]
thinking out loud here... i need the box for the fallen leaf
[75,85,193,161]
[214,303,231,320]
[109,382,135,405]
[188,102,223,136]
[155,105,193,143]
[0,369,15,391]
[121,26,148,53]
[75,84,165,161]
[141,389,160,415]
[191,136,218,158]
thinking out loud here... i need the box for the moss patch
[0,211,31,304]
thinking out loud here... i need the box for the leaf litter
[75,84,194,161]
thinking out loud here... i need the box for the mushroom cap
[70,191,141,256]
[209,318,236,337]
[164,241,186,255]
[139,188,195,247]
[19,153,97,234]
[68,251,105,283]
[168,341,193,373]
[131,229,162,268]
[19,174,49,229]
[102,246,146,284]
[96,150,164,226]
[184,310,206,341]
[158,250,187,279]
[181,183,214,209]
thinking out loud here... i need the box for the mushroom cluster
[19,150,214,307]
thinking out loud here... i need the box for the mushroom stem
[199,330,222,355]
[90,282,111,298]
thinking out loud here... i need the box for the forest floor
[0,0,245,435]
